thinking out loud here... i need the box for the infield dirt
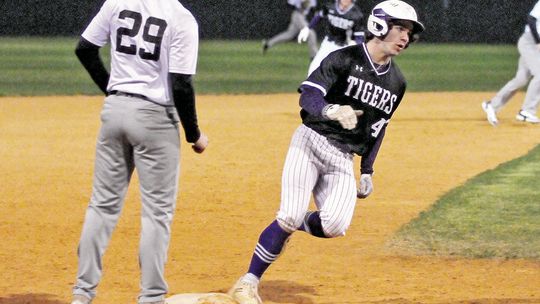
[0,92,539,304]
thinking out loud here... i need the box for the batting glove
[192,132,208,154]
[323,104,364,130]
[357,174,373,199]
[297,26,310,44]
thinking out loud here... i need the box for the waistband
[108,90,152,103]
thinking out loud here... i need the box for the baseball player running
[262,0,318,59]
[482,0,540,125]
[71,0,208,303]
[298,0,365,75]
[229,1,424,303]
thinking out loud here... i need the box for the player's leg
[73,96,135,301]
[129,102,181,303]
[252,124,319,276]
[230,125,319,303]
[300,140,356,238]
[518,33,540,121]
[267,11,303,48]
[490,55,531,111]
[483,54,530,126]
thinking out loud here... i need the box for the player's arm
[298,8,324,43]
[527,15,540,44]
[170,73,208,153]
[357,126,386,199]
[75,38,109,95]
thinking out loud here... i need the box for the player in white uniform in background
[70,0,208,303]
[482,0,540,125]
[298,0,365,75]
[262,0,318,59]
[229,1,423,303]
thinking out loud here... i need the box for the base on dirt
[166,293,237,304]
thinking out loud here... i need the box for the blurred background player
[228,1,424,303]
[262,0,318,59]
[71,0,208,303]
[482,0,540,126]
[298,0,365,75]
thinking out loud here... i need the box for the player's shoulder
[335,44,364,60]
[350,4,364,18]
[163,0,198,27]
[326,44,361,68]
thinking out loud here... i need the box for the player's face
[381,20,414,57]
[339,0,353,9]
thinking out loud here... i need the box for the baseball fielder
[262,0,318,58]
[298,0,365,75]
[71,0,208,303]
[482,0,540,125]
[229,1,424,304]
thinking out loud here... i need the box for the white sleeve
[530,2,540,19]
[168,15,199,75]
[81,0,116,46]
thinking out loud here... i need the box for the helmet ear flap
[367,14,388,37]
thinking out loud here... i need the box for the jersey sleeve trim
[301,80,327,96]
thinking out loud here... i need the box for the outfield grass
[387,145,540,260]
[0,37,519,96]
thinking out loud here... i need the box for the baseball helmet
[367,0,424,38]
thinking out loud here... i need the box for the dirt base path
[0,92,539,304]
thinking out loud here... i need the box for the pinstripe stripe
[277,124,357,236]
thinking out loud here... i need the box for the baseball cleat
[481,101,498,126]
[515,110,540,124]
[228,277,262,304]
[71,294,91,304]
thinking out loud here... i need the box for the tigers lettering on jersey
[321,2,364,45]
[327,12,354,30]
[344,76,396,114]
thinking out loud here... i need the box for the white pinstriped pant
[276,124,358,238]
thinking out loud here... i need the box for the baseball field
[1,39,539,303]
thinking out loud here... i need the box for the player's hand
[324,104,364,130]
[536,43,540,51]
[297,26,310,44]
[357,174,373,199]
[192,132,208,154]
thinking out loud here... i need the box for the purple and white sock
[247,220,291,279]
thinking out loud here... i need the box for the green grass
[0,37,520,96]
[387,145,540,260]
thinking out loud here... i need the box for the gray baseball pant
[268,10,318,58]
[491,31,540,114]
[73,95,180,303]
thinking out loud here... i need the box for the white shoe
[228,277,262,304]
[71,294,91,304]
[481,101,498,126]
[516,110,540,123]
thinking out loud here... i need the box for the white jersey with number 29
[82,0,198,105]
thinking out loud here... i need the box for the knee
[321,219,350,238]
[276,212,301,233]
[322,226,347,238]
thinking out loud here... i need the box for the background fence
[0,0,536,43]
